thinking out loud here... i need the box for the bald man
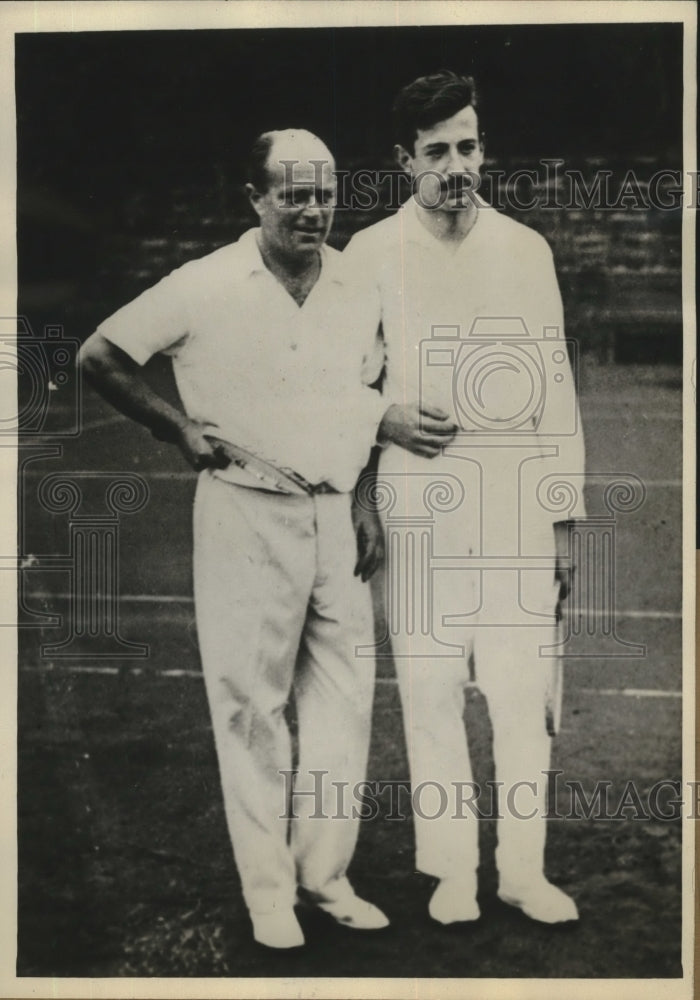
[79,130,389,949]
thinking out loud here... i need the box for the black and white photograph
[1,1,695,997]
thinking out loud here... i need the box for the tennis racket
[544,601,565,737]
[203,433,313,496]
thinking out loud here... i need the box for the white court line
[588,414,681,422]
[579,688,682,698]
[29,414,129,436]
[76,414,129,433]
[18,592,684,620]
[17,663,683,700]
[21,665,201,678]
[22,664,122,676]
[613,610,681,620]
[635,480,682,487]
[22,592,193,603]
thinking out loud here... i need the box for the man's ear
[394,144,413,174]
[246,182,263,217]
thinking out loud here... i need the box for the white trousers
[378,452,559,886]
[193,471,375,916]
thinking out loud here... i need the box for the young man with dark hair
[392,70,481,153]
[348,71,586,926]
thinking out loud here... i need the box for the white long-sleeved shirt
[344,196,587,547]
[97,228,385,493]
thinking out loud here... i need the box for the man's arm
[78,333,226,471]
[532,240,586,601]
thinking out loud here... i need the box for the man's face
[397,104,484,212]
[250,143,336,263]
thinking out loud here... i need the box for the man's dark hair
[247,132,275,193]
[393,71,480,153]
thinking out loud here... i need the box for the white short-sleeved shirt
[344,196,587,529]
[98,228,386,493]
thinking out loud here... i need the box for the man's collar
[239,227,344,284]
[398,192,492,247]
[238,227,269,277]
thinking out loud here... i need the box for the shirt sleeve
[344,235,388,440]
[96,262,195,365]
[533,240,587,520]
[360,323,386,389]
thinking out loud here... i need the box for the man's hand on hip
[377,403,458,458]
[175,420,230,472]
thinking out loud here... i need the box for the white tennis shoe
[428,877,481,924]
[317,894,390,930]
[302,878,389,930]
[498,877,579,924]
[251,909,305,949]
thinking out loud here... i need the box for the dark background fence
[16,24,683,362]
